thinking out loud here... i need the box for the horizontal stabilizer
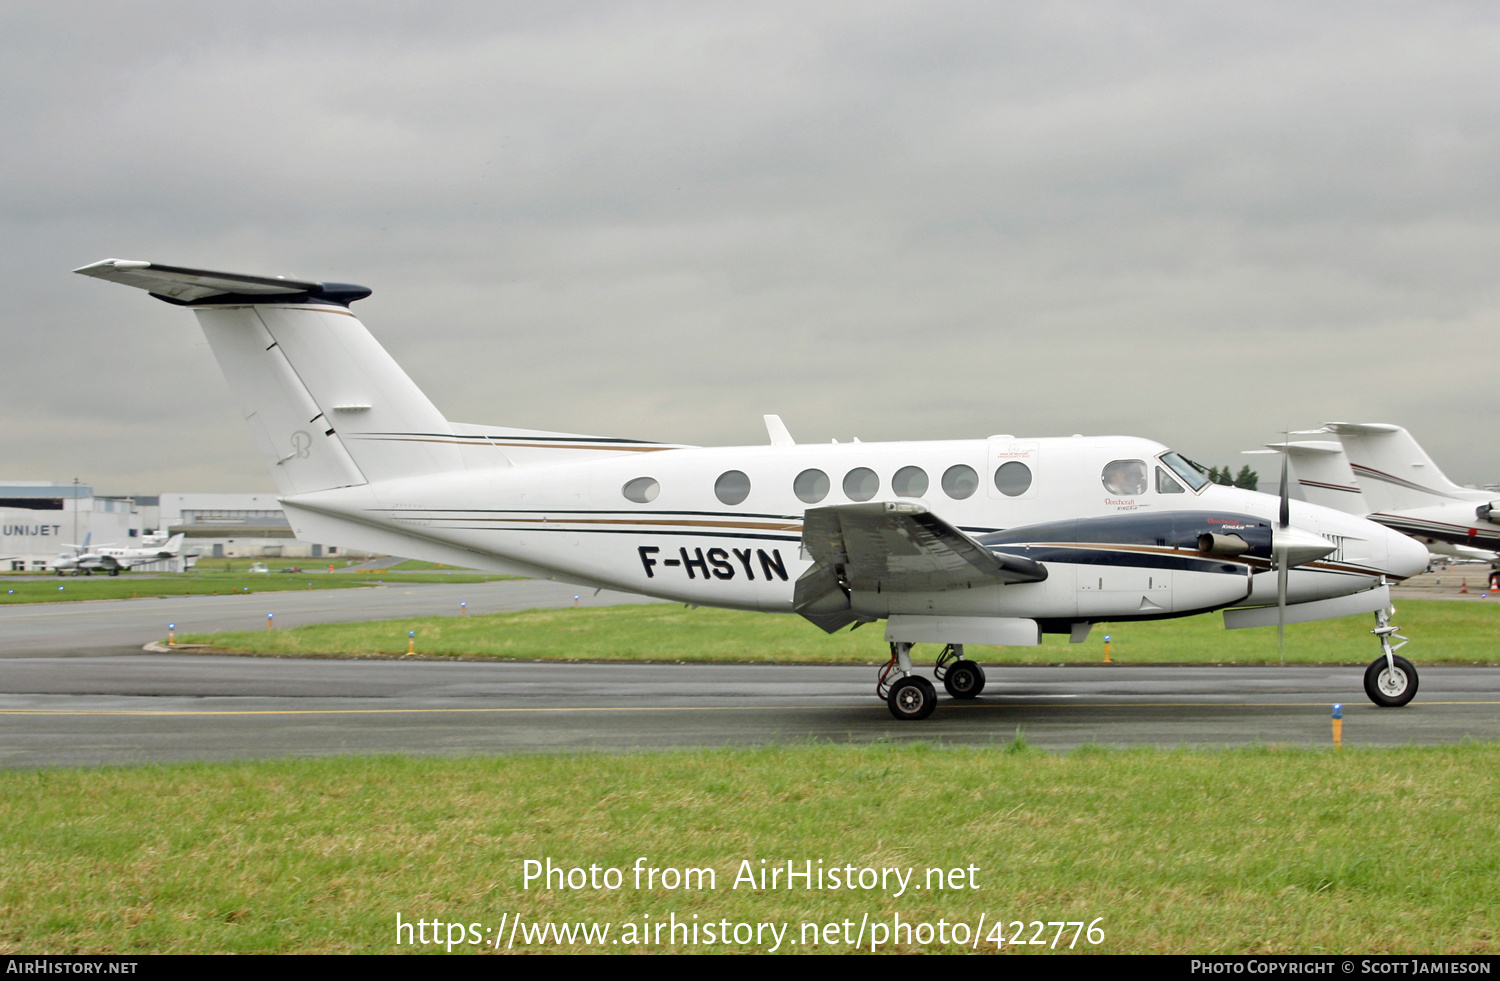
[74,259,370,306]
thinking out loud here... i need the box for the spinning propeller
[1268,445,1340,659]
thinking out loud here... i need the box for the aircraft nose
[1383,527,1430,581]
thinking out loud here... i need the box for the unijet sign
[1,520,65,553]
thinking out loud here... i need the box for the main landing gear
[1364,607,1417,707]
[935,643,986,699]
[878,642,986,720]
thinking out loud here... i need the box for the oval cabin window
[714,470,751,506]
[993,461,1032,497]
[892,466,929,498]
[942,464,979,500]
[622,477,660,503]
[843,467,879,502]
[794,469,830,504]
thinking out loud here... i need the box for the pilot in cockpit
[1102,459,1148,495]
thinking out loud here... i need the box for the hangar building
[2,485,370,571]
[1,482,142,571]
[159,492,365,561]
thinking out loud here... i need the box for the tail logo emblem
[290,431,312,459]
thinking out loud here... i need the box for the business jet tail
[1324,422,1473,512]
[1265,440,1369,515]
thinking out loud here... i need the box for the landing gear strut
[934,643,986,699]
[1364,606,1417,707]
[878,642,936,720]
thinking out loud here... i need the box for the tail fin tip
[74,258,370,307]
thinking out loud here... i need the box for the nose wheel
[1364,607,1417,707]
[1364,653,1417,707]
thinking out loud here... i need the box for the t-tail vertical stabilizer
[74,259,462,497]
[1266,440,1369,515]
[1325,422,1473,512]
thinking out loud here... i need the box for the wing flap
[794,502,1047,632]
[803,502,1047,592]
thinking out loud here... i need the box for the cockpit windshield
[1160,451,1210,492]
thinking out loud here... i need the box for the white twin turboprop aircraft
[76,259,1429,719]
[53,533,187,576]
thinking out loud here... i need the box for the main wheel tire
[887,676,938,721]
[943,660,986,699]
[1364,654,1418,707]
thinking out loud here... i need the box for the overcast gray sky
[5,1,1500,493]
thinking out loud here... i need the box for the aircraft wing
[795,502,1046,632]
[803,502,1047,591]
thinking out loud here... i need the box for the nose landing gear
[1364,607,1417,707]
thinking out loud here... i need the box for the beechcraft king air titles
[75,259,1430,719]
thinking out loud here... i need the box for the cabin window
[843,467,879,502]
[1101,460,1147,495]
[941,464,978,500]
[794,469,830,504]
[892,466,929,498]
[622,476,660,503]
[993,461,1032,497]
[714,470,751,506]
[1156,466,1185,494]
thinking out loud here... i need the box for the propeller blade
[1277,447,1289,661]
[1277,558,1288,662]
[1278,451,1290,529]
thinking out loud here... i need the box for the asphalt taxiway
[0,578,659,657]
[2,653,1497,767]
[0,580,1496,766]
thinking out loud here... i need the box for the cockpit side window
[1156,466,1185,494]
[1160,451,1210,492]
[1101,460,1147,496]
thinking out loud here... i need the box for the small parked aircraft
[54,533,186,576]
[76,259,1429,717]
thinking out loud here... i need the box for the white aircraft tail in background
[1266,423,1500,560]
[1257,439,1368,515]
[1324,422,1478,513]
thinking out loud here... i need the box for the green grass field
[0,570,517,605]
[1,744,1495,954]
[177,598,1500,664]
